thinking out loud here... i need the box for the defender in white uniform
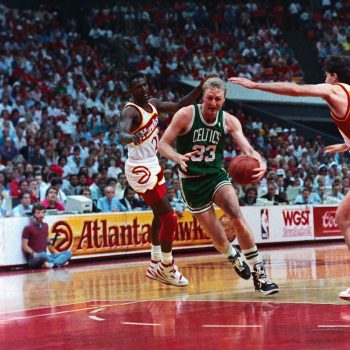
[119,72,206,287]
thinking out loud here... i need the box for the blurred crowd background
[0,0,348,217]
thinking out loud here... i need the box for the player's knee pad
[159,210,177,242]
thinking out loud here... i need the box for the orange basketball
[228,155,260,185]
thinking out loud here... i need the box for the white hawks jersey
[124,101,159,160]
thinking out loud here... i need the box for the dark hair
[19,189,31,200]
[124,186,134,197]
[18,179,28,187]
[32,202,46,215]
[79,186,91,195]
[45,186,58,197]
[128,72,147,87]
[324,55,350,84]
[50,177,63,186]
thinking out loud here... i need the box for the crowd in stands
[0,2,347,218]
[294,0,350,62]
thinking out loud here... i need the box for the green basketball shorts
[180,169,232,214]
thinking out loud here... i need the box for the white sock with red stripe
[161,252,173,266]
[151,244,161,263]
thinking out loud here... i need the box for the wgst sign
[281,209,312,238]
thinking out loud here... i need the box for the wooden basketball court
[1,242,350,349]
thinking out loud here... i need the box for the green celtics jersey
[176,104,226,176]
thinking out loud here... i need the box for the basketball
[228,155,260,185]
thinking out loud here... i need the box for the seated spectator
[79,187,99,213]
[0,137,18,164]
[311,185,328,204]
[278,191,290,205]
[41,186,65,211]
[28,144,47,167]
[119,186,145,211]
[21,203,72,269]
[166,186,185,217]
[163,168,173,188]
[327,181,345,201]
[276,173,287,195]
[294,187,314,204]
[50,176,67,204]
[107,156,123,179]
[11,178,29,197]
[171,178,182,200]
[89,173,106,201]
[0,193,11,217]
[28,179,40,203]
[261,183,283,205]
[62,174,80,196]
[12,190,33,216]
[97,186,126,212]
[115,172,128,199]
[239,186,257,206]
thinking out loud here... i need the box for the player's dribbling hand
[251,156,267,184]
[227,77,256,89]
[178,150,199,172]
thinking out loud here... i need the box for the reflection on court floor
[0,243,350,349]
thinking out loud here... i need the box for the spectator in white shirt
[12,190,33,216]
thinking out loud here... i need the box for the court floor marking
[0,300,102,316]
[89,315,105,322]
[202,325,262,328]
[90,308,106,313]
[0,306,101,323]
[121,321,160,326]
[318,325,350,328]
[1,296,347,324]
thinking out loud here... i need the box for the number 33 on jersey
[176,104,226,176]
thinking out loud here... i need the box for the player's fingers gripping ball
[228,155,260,185]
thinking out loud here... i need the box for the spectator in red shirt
[21,203,72,269]
[41,186,65,211]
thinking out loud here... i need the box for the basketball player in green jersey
[158,77,279,295]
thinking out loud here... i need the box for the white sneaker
[155,260,188,287]
[42,262,54,269]
[146,260,168,282]
[339,288,350,301]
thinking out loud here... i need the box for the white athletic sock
[224,244,237,258]
[242,245,261,269]
[151,244,161,262]
[161,251,173,265]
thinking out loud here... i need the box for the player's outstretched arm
[152,75,217,115]
[325,143,348,153]
[228,77,333,99]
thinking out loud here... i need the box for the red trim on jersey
[331,84,350,121]
[124,104,143,134]
[125,102,158,135]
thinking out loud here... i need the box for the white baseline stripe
[121,321,160,326]
[89,316,105,321]
[0,306,99,323]
[203,324,262,328]
[90,308,105,314]
[318,325,350,328]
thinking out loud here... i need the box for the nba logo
[261,209,270,239]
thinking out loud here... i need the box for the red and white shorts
[125,156,166,205]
